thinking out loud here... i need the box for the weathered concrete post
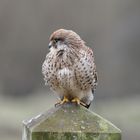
[22,103,121,140]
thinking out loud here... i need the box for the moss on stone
[22,103,121,140]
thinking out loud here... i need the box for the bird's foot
[55,96,69,107]
[71,97,87,107]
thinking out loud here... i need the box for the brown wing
[75,47,98,91]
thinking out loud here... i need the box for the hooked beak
[48,42,52,49]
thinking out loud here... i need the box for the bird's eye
[53,40,57,44]
[54,38,61,43]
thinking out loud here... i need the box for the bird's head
[48,29,85,56]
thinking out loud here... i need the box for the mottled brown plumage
[42,29,97,108]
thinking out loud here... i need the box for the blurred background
[0,0,140,140]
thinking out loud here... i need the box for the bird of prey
[42,29,98,108]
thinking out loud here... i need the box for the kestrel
[42,29,98,108]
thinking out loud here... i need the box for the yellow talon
[60,96,69,104]
[72,97,80,105]
[72,97,87,107]
[55,96,69,107]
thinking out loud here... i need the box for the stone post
[22,103,121,140]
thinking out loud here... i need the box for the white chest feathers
[57,68,75,89]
